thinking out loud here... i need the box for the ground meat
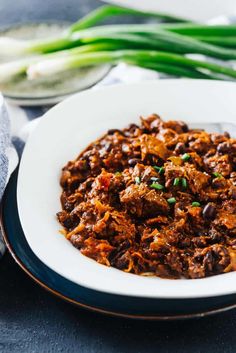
[57,115,236,279]
[188,245,230,279]
[80,237,114,266]
[139,134,170,161]
[120,183,169,218]
[204,154,233,177]
[188,131,212,153]
[164,162,210,196]
[211,200,236,237]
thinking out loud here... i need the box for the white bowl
[17,79,236,299]
[102,0,236,22]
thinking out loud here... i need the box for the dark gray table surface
[1,1,236,352]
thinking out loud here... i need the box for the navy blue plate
[2,170,236,320]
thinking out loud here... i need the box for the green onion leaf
[181,178,188,189]
[181,153,191,161]
[167,197,176,204]
[153,166,164,174]
[135,176,141,184]
[173,177,180,186]
[192,201,201,207]
[68,5,187,35]
[150,182,164,190]
[213,172,223,178]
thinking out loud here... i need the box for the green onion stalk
[163,23,236,37]
[71,25,236,60]
[134,61,215,79]
[26,49,236,80]
[51,25,236,61]
[0,43,116,82]
[67,4,188,35]
[1,5,236,59]
[1,17,236,60]
[1,4,236,83]
[0,4,188,57]
[2,23,236,62]
[2,40,236,83]
[189,36,236,49]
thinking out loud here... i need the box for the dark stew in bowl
[57,115,236,279]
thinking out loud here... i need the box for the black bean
[230,187,236,200]
[105,142,112,152]
[212,178,225,189]
[62,218,74,229]
[128,123,139,131]
[224,131,231,138]
[203,203,217,220]
[107,129,124,135]
[175,142,186,154]
[210,230,222,242]
[128,158,142,166]
[217,142,232,154]
[179,121,189,132]
[124,124,140,137]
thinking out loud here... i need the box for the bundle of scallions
[2,4,236,83]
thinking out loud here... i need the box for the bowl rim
[17,79,236,299]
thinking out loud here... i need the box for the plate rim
[17,79,236,300]
[3,171,236,320]
[2,64,111,107]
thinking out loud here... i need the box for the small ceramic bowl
[0,22,110,106]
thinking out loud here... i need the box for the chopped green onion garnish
[115,171,121,176]
[135,176,141,184]
[153,166,164,174]
[173,177,180,186]
[213,172,223,178]
[192,201,201,207]
[167,197,176,204]
[181,153,190,162]
[181,177,187,189]
[150,182,164,190]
